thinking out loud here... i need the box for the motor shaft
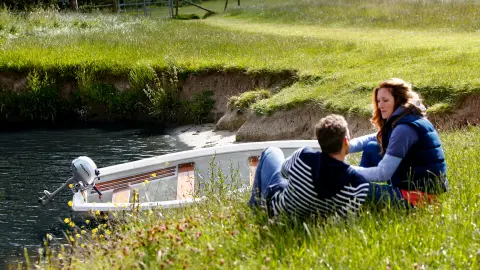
[38,178,74,205]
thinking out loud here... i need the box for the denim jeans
[360,141,408,207]
[359,141,383,168]
[249,147,288,208]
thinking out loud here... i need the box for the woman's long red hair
[371,78,425,154]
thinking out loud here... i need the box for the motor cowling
[71,156,99,189]
[39,156,101,205]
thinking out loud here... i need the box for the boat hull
[72,140,320,212]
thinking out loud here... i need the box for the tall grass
[1,0,480,115]
[225,0,480,31]
[30,126,480,269]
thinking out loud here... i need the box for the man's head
[315,114,350,156]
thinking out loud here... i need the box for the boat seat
[94,166,176,193]
[177,162,195,200]
[249,156,259,186]
[112,187,131,204]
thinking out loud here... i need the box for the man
[249,114,370,219]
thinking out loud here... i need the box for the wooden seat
[112,187,131,204]
[94,166,176,193]
[177,163,195,200]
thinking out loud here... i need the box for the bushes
[0,63,218,127]
[143,65,182,123]
[1,0,115,10]
[185,90,215,124]
[142,65,215,124]
[0,70,61,122]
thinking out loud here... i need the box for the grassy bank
[32,127,480,269]
[1,0,480,119]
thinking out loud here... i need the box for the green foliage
[226,0,480,32]
[0,8,12,31]
[143,65,182,122]
[228,89,271,109]
[139,64,215,124]
[1,0,480,121]
[74,83,145,119]
[183,90,215,124]
[1,1,479,116]
[12,69,60,121]
[427,103,452,114]
[27,69,52,93]
[0,68,149,124]
[129,64,157,91]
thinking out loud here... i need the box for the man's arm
[339,169,371,214]
[349,133,377,153]
[280,147,304,178]
[351,125,418,182]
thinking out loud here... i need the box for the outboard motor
[39,156,102,205]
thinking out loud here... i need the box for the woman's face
[376,88,395,119]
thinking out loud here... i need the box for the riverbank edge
[233,92,480,141]
[0,68,298,128]
[1,68,479,139]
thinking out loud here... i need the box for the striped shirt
[269,147,370,219]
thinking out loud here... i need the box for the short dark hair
[315,114,349,154]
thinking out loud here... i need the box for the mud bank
[235,104,374,141]
[180,70,297,121]
[429,93,480,130]
[1,69,478,140]
[227,93,480,141]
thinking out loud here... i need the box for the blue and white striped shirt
[270,147,370,219]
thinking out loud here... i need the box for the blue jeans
[360,141,383,168]
[249,147,288,208]
[360,142,408,207]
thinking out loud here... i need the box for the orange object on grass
[400,189,437,207]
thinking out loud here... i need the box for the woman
[349,78,448,206]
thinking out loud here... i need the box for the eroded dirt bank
[0,69,298,126]
[428,94,480,131]
[1,69,478,139]
[180,70,297,121]
[235,105,374,141]
[231,93,480,141]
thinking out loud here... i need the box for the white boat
[39,140,320,212]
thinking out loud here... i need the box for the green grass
[32,127,480,269]
[228,89,271,109]
[224,0,480,32]
[3,2,479,268]
[5,1,477,268]
[2,0,480,116]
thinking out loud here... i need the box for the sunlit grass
[30,127,480,269]
[4,1,477,268]
[224,0,480,32]
[1,0,480,115]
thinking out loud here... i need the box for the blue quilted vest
[382,113,448,193]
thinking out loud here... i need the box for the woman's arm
[351,125,419,182]
[349,133,377,153]
[351,155,402,182]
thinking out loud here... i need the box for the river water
[0,127,193,268]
